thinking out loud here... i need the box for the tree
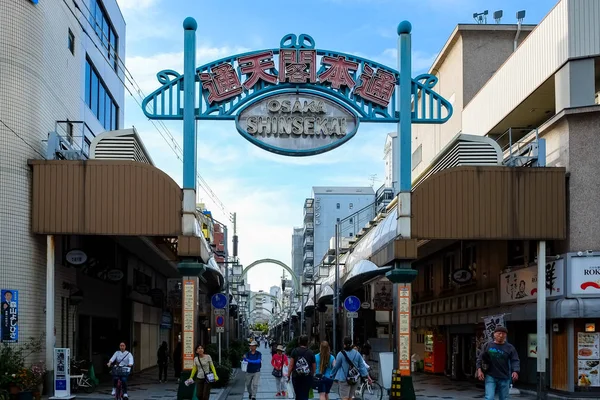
[251,322,269,334]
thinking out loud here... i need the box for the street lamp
[319,264,329,278]
[233,264,243,276]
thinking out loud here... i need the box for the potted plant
[29,363,45,400]
[16,368,37,400]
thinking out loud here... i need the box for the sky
[116,0,558,292]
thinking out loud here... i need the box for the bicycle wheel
[83,380,96,394]
[360,381,383,400]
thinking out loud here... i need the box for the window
[89,0,119,70]
[349,203,353,209]
[412,144,422,170]
[66,122,74,144]
[349,233,353,237]
[336,203,340,209]
[442,253,454,289]
[349,218,353,224]
[85,58,118,130]
[68,29,75,55]
[336,218,340,222]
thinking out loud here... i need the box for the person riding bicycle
[107,342,134,398]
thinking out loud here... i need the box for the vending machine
[424,333,446,374]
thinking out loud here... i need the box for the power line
[63,0,230,217]
[0,118,47,159]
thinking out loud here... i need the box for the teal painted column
[182,17,197,190]
[398,20,412,193]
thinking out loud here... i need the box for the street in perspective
[2,0,600,400]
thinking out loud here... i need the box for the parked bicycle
[70,359,97,393]
[355,369,384,400]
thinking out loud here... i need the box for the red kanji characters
[318,56,359,89]
[279,49,317,83]
[354,65,397,107]
[199,63,243,104]
[238,51,278,90]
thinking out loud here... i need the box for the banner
[483,314,504,341]
[372,280,393,311]
[1,289,18,343]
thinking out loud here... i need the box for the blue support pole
[182,17,198,191]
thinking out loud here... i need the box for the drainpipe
[514,20,522,52]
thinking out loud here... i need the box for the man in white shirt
[107,342,134,397]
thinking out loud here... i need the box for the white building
[291,227,304,278]
[0,0,125,353]
[302,187,376,278]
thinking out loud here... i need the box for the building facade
[404,0,600,395]
[0,0,125,361]
[291,227,304,278]
[302,187,375,278]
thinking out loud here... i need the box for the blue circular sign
[344,296,360,312]
[211,293,228,309]
[216,316,225,327]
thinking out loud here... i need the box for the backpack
[294,349,311,376]
[341,350,361,385]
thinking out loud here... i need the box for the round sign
[107,269,124,281]
[211,293,228,309]
[216,315,225,327]
[361,302,370,309]
[452,269,473,284]
[235,90,360,156]
[65,249,87,265]
[344,296,361,313]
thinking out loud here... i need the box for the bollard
[390,369,402,400]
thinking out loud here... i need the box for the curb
[215,368,240,400]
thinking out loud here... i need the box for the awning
[204,257,224,290]
[342,259,391,293]
[304,296,315,310]
[317,285,334,304]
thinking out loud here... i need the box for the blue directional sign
[211,293,228,309]
[344,296,361,313]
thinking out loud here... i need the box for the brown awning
[411,166,566,240]
[29,160,182,236]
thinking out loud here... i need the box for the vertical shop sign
[182,279,196,370]
[397,285,411,375]
[483,314,505,341]
[577,332,600,387]
[1,289,18,343]
[53,348,71,397]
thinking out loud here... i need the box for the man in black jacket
[476,326,520,400]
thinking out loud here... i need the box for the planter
[17,392,32,400]
[8,385,20,395]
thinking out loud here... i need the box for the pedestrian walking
[243,340,262,400]
[315,341,335,400]
[157,341,169,383]
[476,325,520,400]
[271,344,289,397]
[361,340,372,362]
[331,337,370,400]
[288,335,316,400]
[186,344,218,400]
[173,341,182,380]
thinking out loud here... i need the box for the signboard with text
[568,254,600,296]
[397,285,411,375]
[499,259,564,304]
[1,289,18,343]
[182,279,197,370]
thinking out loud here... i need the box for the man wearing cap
[244,341,262,400]
[476,325,520,400]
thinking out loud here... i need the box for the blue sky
[117,0,557,291]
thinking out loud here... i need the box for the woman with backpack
[314,341,335,400]
[288,335,316,400]
[271,345,289,397]
[331,337,370,400]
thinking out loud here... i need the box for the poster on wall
[527,334,549,358]
[578,360,600,387]
[569,256,600,295]
[483,314,505,341]
[577,332,600,359]
[1,289,18,343]
[372,280,393,311]
[500,259,564,304]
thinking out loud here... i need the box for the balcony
[304,222,314,234]
[303,251,314,263]
[303,236,314,249]
[304,207,314,222]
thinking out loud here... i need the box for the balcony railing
[303,236,314,248]
[304,222,314,233]
[304,207,314,222]
[303,252,314,262]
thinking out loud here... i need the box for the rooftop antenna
[494,10,503,24]
[473,10,488,24]
[514,10,526,51]
[369,174,379,187]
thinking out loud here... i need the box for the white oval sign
[107,269,124,281]
[452,269,473,284]
[236,91,359,156]
[65,249,87,265]
[361,302,370,309]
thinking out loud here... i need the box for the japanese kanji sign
[1,289,18,343]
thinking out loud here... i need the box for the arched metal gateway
[143,17,452,393]
[242,258,300,292]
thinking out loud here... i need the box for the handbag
[341,350,361,385]
[272,354,283,377]
[198,358,215,383]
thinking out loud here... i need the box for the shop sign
[361,301,370,309]
[106,269,124,281]
[569,255,600,295]
[182,279,197,370]
[451,269,473,285]
[65,249,87,266]
[577,332,600,387]
[236,92,359,156]
[160,311,172,329]
[372,280,393,311]
[135,284,150,294]
[397,285,411,376]
[527,334,548,359]
[499,259,564,304]
[483,314,505,341]
[1,289,18,343]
